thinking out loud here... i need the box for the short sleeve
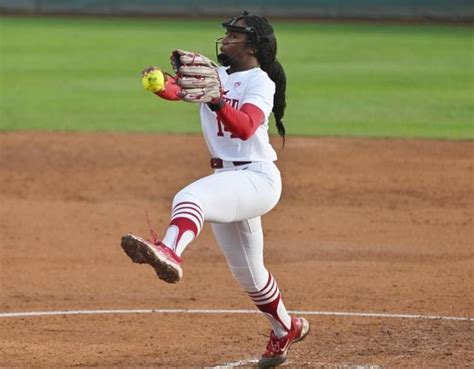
[241,71,275,118]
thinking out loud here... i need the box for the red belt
[210,158,251,169]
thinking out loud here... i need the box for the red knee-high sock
[247,273,292,338]
[162,201,203,256]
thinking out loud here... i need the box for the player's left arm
[209,75,274,141]
[209,102,264,141]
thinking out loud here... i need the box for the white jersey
[199,66,278,162]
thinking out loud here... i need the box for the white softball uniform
[162,66,291,336]
[200,66,278,162]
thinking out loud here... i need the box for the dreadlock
[241,15,287,144]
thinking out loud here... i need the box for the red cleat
[121,233,182,283]
[258,316,310,368]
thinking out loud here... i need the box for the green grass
[0,17,473,139]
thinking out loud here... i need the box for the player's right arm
[155,73,181,101]
[141,66,181,101]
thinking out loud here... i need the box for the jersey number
[216,117,237,139]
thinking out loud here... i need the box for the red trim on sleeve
[215,102,265,140]
[155,74,181,101]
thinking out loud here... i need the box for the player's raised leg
[121,163,281,283]
[120,192,203,283]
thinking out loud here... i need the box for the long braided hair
[241,15,287,143]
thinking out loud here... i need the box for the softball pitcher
[121,12,309,368]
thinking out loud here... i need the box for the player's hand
[141,66,158,77]
[141,67,165,93]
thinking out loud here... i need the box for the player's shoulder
[218,66,274,92]
[245,67,274,87]
[248,67,271,79]
[218,66,271,81]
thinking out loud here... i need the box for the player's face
[221,30,247,54]
[220,29,248,55]
[217,19,250,64]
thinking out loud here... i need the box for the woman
[121,12,310,368]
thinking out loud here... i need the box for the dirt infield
[0,132,472,368]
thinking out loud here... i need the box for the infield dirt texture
[0,16,473,369]
[0,133,472,367]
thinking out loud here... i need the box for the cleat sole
[121,234,182,284]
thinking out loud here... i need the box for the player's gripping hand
[171,49,223,103]
[141,67,165,93]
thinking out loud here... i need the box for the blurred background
[0,1,472,138]
[1,0,473,21]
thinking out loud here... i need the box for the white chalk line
[205,360,383,369]
[0,308,471,321]
[204,358,258,369]
[2,308,468,369]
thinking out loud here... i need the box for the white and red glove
[171,49,223,104]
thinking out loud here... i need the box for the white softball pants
[173,161,282,292]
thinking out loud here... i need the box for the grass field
[0,17,472,139]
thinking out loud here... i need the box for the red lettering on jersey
[223,97,239,109]
[216,99,240,139]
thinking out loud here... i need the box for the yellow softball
[142,69,165,93]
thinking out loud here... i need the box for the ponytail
[260,60,287,145]
[242,14,287,146]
